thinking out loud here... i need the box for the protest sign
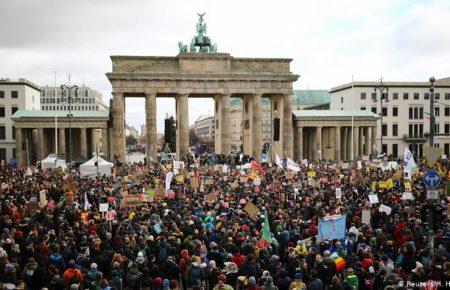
[423,144,444,166]
[379,204,392,215]
[368,194,379,204]
[378,181,387,189]
[106,210,116,221]
[404,182,412,192]
[121,195,143,207]
[362,209,371,224]
[401,192,414,201]
[387,179,394,189]
[99,203,109,212]
[204,179,214,185]
[253,178,261,186]
[307,171,316,178]
[335,188,342,199]
[318,215,346,240]
[205,194,218,202]
[244,202,260,218]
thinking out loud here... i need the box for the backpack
[157,244,168,263]
[23,267,35,285]
[187,266,203,286]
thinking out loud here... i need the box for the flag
[286,157,300,172]
[318,214,347,240]
[437,163,447,177]
[274,152,283,168]
[165,171,174,195]
[261,210,272,243]
[83,192,90,211]
[403,147,416,171]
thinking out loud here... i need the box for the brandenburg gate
[107,14,298,162]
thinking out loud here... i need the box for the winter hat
[248,276,256,286]
[163,279,170,287]
[295,272,303,280]
[91,263,98,269]
[154,277,163,286]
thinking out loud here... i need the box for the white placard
[379,204,392,215]
[441,154,447,160]
[426,189,439,200]
[253,178,261,186]
[401,192,414,201]
[404,170,412,180]
[368,194,379,204]
[357,161,362,170]
[335,187,342,199]
[99,203,109,212]
[362,209,371,224]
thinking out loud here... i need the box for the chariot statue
[178,13,218,53]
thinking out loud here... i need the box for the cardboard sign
[99,203,109,212]
[371,182,376,192]
[121,195,143,207]
[204,179,214,185]
[190,178,199,189]
[205,194,218,202]
[379,204,392,215]
[39,190,47,207]
[63,182,76,192]
[362,209,371,225]
[244,202,260,218]
[26,202,40,216]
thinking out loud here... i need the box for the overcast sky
[1,0,449,132]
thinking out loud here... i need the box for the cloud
[1,0,449,130]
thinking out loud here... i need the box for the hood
[181,249,189,259]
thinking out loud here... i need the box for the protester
[0,152,448,290]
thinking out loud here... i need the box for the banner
[275,152,283,168]
[286,157,300,172]
[318,214,346,240]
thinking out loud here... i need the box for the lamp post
[60,84,79,169]
[429,76,435,147]
[373,77,389,155]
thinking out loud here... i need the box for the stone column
[371,126,377,156]
[176,93,189,160]
[342,127,348,160]
[296,126,303,161]
[80,128,88,157]
[282,93,293,158]
[353,126,359,160]
[252,93,262,161]
[112,93,126,162]
[145,93,157,162]
[15,128,24,166]
[364,127,370,156]
[242,95,253,156]
[221,93,231,155]
[358,127,364,157]
[316,126,322,160]
[37,128,44,162]
[58,128,66,157]
[101,127,109,159]
[271,94,284,156]
[334,126,341,160]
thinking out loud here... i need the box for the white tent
[41,154,67,170]
[79,156,113,177]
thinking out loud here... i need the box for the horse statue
[178,42,188,53]
[178,13,218,53]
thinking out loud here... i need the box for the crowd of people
[0,153,448,290]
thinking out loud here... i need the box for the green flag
[261,210,272,242]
